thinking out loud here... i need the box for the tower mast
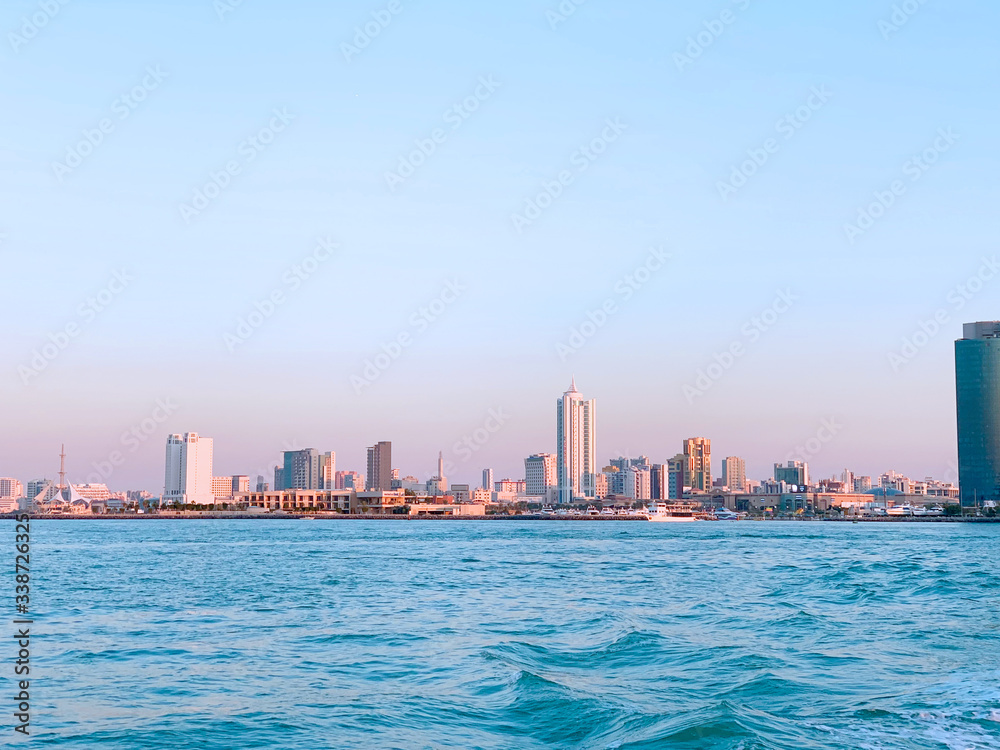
[58,443,66,490]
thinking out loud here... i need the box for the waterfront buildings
[496,479,526,494]
[594,472,608,499]
[212,476,231,497]
[667,454,685,499]
[0,477,23,499]
[336,470,364,491]
[26,478,50,501]
[524,453,556,497]
[722,457,747,491]
[426,451,448,495]
[774,460,809,488]
[366,441,392,491]
[956,322,1000,507]
[650,464,666,500]
[212,475,250,499]
[163,433,214,505]
[604,458,652,500]
[683,438,711,491]
[320,452,336,489]
[74,483,110,502]
[283,449,321,490]
[556,379,597,503]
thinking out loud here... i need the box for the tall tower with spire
[556,378,597,503]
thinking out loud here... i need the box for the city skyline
[4,2,999,496]
[0,347,978,498]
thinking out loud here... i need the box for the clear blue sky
[2,0,998,490]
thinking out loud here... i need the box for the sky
[2,0,998,491]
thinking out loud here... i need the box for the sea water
[21,520,1000,749]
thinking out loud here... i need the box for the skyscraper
[722,456,747,491]
[650,464,666,500]
[556,379,597,503]
[163,432,214,505]
[366,441,392,491]
[482,468,494,493]
[283,449,321,490]
[320,452,336,489]
[956,321,1000,507]
[667,454,685,499]
[683,438,711,492]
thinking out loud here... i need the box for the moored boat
[644,502,700,522]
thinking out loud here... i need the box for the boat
[599,507,616,517]
[644,502,700,523]
[586,506,600,516]
[710,507,740,521]
[887,504,914,516]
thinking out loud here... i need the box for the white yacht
[644,502,700,523]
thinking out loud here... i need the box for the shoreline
[5,514,999,523]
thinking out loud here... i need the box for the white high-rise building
[524,453,556,497]
[482,468,494,493]
[556,379,597,503]
[0,478,23,499]
[163,433,214,505]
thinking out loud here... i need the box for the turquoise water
[21,520,1000,749]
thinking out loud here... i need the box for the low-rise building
[241,489,356,513]
[409,503,486,517]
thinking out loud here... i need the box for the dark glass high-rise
[955,321,1000,507]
